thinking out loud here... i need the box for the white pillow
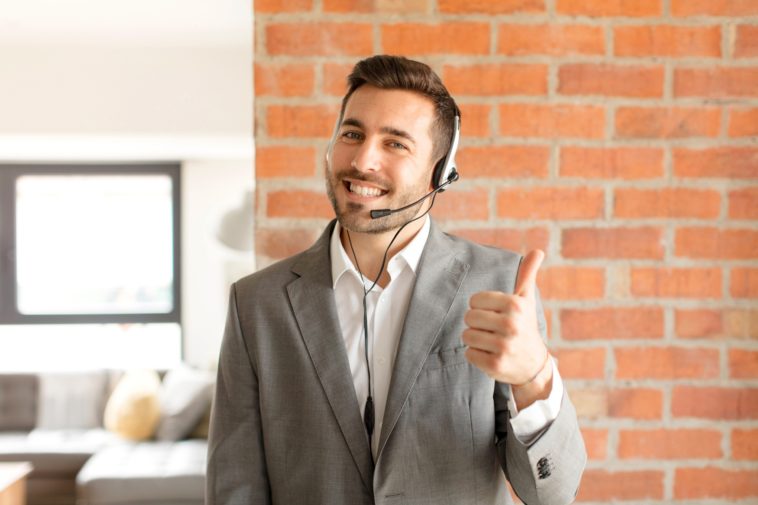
[155,365,214,441]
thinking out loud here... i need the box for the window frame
[0,163,181,325]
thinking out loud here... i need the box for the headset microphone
[369,171,458,219]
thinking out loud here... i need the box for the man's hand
[462,250,552,408]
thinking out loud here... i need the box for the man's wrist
[512,353,554,411]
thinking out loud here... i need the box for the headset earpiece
[432,115,461,191]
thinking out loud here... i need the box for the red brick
[255,0,312,12]
[457,104,491,138]
[430,188,489,221]
[552,347,605,379]
[675,467,758,500]
[256,228,319,260]
[619,429,723,459]
[266,105,337,138]
[578,470,664,501]
[730,349,758,378]
[562,227,664,259]
[609,388,664,419]
[560,147,663,179]
[498,24,604,56]
[674,147,758,178]
[615,188,720,218]
[444,64,548,96]
[266,23,372,56]
[323,63,353,96]
[267,190,333,218]
[439,0,544,13]
[729,108,758,137]
[733,428,758,460]
[381,23,490,55]
[538,267,605,300]
[557,0,661,17]
[457,146,548,178]
[615,347,720,379]
[450,227,549,253]
[676,227,758,259]
[615,25,721,57]
[729,187,758,219]
[675,67,758,98]
[673,386,758,419]
[616,106,720,138]
[675,309,723,338]
[735,25,758,58]
[499,104,605,139]
[255,63,314,97]
[676,308,757,340]
[559,64,664,98]
[497,187,604,220]
[732,268,758,298]
[561,307,664,340]
[581,428,608,460]
[672,0,758,16]
[324,0,428,12]
[631,267,722,298]
[256,146,317,178]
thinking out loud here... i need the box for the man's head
[338,55,459,165]
[325,55,459,235]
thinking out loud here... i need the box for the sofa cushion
[0,429,117,476]
[103,369,161,441]
[76,439,206,505]
[156,366,214,441]
[36,371,110,430]
[0,373,38,430]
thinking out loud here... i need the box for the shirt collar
[330,217,431,289]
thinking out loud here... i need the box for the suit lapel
[377,222,469,458]
[286,221,375,491]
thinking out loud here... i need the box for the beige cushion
[103,369,161,440]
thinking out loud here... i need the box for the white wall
[0,11,253,370]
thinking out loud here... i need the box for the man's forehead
[342,85,436,134]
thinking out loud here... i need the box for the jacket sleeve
[495,288,587,505]
[206,284,272,505]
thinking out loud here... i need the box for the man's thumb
[515,249,544,298]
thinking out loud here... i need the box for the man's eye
[389,141,408,150]
[342,131,362,140]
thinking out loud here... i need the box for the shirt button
[378,357,386,365]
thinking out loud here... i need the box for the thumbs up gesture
[463,250,552,403]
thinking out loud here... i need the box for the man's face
[325,84,437,234]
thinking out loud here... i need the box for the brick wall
[253,0,757,502]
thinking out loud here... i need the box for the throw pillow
[155,365,214,441]
[103,369,161,440]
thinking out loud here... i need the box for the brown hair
[340,55,460,164]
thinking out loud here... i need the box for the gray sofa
[0,370,210,505]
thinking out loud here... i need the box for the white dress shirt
[330,218,563,457]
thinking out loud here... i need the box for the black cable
[345,193,439,448]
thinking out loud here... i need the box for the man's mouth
[345,181,388,198]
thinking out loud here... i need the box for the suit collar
[287,220,375,490]
[376,220,470,458]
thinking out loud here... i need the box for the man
[207,55,586,505]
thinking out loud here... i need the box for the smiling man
[207,55,586,505]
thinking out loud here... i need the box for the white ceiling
[0,0,251,47]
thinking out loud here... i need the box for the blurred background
[253,0,757,503]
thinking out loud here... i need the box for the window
[0,164,182,370]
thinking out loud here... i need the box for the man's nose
[351,140,381,173]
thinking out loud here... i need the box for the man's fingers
[514,249,545,298]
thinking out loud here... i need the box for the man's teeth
[349,183,384,197]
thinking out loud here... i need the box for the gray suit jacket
[207,220,586,505]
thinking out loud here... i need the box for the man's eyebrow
[341,117,417,145]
